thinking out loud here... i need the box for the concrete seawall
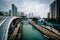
[29,21,60,40]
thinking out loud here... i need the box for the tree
[32,18,38,23]
[0,11,4,16]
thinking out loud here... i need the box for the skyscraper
[50,1,55,19]
[12,4,17,16]
[50,0,60,19]
[55,0,60,19]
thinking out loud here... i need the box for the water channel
[22,20,48,40]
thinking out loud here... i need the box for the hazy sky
[0,0,54,18]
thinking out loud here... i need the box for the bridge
[0,16,23,40]
[0,16,60,40]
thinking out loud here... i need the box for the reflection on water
[32,26,37,30]
[23,20,47,40]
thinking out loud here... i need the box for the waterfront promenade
[29,21,60,40]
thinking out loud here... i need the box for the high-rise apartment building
[50,0,60,19]
[12,4,17,16]
[50,1,55,19]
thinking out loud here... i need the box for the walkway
[29,21,60,40]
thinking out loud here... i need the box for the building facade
[50,1,55,19]
[55,0,60,19]
[9,10,11,16]
[47,12,50,18]
[50,0,60,19]
[4,12,9,16]
[20,12,24,17]
[12,4,17,16]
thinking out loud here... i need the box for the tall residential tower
[12,4,17,16]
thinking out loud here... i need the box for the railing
[0,16,23,40]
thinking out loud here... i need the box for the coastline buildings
[9,10,11,16]
[4,12,9,16]
[47,12,50,18]
[50,1,55,19]
[49,0,60,20]
[20,12,24,17]
[12,4,17,16]
[55,0,60,19]
[0,4,18,16]
[0,11,9,16]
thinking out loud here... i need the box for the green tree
[32,18,38,23]
[0,11,3,16]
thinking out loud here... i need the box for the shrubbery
[32,18,38,22]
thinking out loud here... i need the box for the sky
[0,0,54,18]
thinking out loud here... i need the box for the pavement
[29,21,60,40]
[9,23,21,40]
